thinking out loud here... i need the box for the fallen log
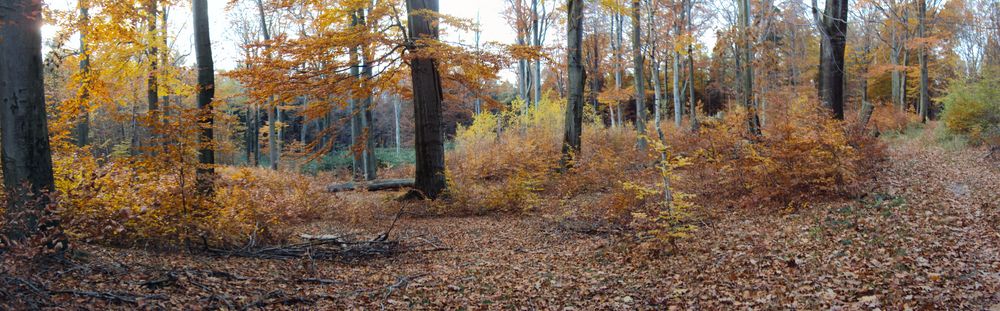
[327,178,414,192]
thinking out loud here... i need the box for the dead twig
[380,273,429,310]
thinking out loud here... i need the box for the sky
[42,0,520,78]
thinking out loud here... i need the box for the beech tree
[813,0,849,120]
[0,0,58,241]
[562,0,585,168]
[406,0,447,199]
[194,0,216,194]
[632,0,647,150]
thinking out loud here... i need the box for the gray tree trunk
[918,0,929,123]
[193,0,216,195]
[814,0,848,120]
[632,0,647,150]
[739,0,761,135]
[562,0,585,168]
[0,0,58,241]
[405,0,447,200]
[686,0,698,130]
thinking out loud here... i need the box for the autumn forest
[1,0,999,308]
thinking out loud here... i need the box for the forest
[1,0,998,308]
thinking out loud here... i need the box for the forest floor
[30,127,1000,309]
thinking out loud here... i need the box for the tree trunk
[918,0,929,123]
[632,0,647,150]
[393,95,401,155]
[405,0,447,200]
[686,0,698,131]
[562,0,585,169]
[193,0,215,195]
[77,0,91,147]
[1,0,58,241]
[255,0,278,170]
[146,0,159,150]
[361,8,378,180]
[740,0,761,136]
[815,0,848,120]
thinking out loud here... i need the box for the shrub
[941,70,1000,145]
[683,99,886,209]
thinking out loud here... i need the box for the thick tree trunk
[815,0,848,120]
[0,0,58,241]
[562,0,585,169]
[405,0,447,200]
[632,0,647,150]
[193,0,215,195]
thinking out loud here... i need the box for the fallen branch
[51,290,166,304]
[327,179,415,192]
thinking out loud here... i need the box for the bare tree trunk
[918,0,929,123]
[0,0,58,242]
[562,0,585,168]
[672,25,682,126]
[814,0,848,120]
[77,0,91,147]
[146,0,159,151]
[394,94,401,155]
[686,0,698,131]
[740,0,761,135]
[193,0,216,195]
[632,0,647,150]
[255,0,278,170]
[405,0,447,200]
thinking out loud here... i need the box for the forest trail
[41,129,1000,309]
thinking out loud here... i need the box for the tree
[0,0,58,241]
[738,0,761,135]
[193,0,216,194]
[813,0,849,120]
[146,0,160,149]
[562,0,585,168]
[918,0,929,122]
[254,0,279,170]
[632,0,647,150]
[406,0,447,200]
[76,0,92,147]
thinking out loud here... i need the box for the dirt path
[31,136,1000,309]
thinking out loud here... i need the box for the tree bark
[146,0,159,149]
[686,0,698,131]
[0,0,57,241]
[77,0,91,147]
[814,0,848,120]
[740,0,761,135]
[360,8,378,180]
[562,0,585,169]
[918,0,929,123]
[193,0,216,195]
[254,0,278,170]
[405,0,447,200]
[327,179,415,192]
[632,0,647,150]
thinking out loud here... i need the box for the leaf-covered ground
[31,135,1000,309]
